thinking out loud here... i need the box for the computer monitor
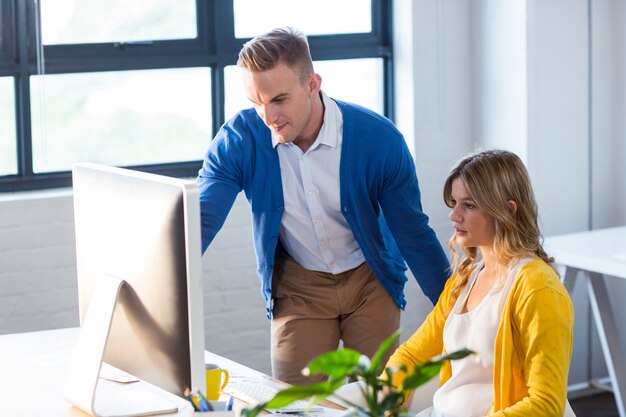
[65,163,206,416]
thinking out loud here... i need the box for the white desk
[0,327,333,417]
[545,226,626,417]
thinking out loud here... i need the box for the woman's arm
[385,276,457,388]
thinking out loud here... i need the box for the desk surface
[544,226,626,278]
[0,328,197,417]
[0,328,337,417]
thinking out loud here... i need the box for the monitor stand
[63,277,178,417]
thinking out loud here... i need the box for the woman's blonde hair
[237,26,314,83]
[443,149,554,300]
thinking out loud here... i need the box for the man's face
[243,63,321,145]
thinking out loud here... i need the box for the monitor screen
[72,163,206,398]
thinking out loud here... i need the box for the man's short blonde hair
[237,27,314,82]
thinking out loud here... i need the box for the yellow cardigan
[386,258,574,416]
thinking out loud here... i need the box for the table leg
[587,272,626,417]
[561,267,578,293]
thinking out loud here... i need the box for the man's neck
[293,93,325,153]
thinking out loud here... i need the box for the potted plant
[242,331,473,417]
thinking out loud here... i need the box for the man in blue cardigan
[197,27,449,384]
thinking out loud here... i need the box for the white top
[417,259,532,417]
[273,91,365,273]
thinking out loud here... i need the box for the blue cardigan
[197,99,450,319]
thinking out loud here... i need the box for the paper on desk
[329,382,368,409]
[224,377,348,417]
[99,362,140,383]
[305,406,353,417]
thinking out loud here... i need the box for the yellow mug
[205,363,229,400]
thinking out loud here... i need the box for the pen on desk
[196,390,214,412]
[226,395,234,411]
[184,388,199,411]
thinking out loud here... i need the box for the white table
[0,328,204,417]
[545,226,626,417]
[0,327,343,417]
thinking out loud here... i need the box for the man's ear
[507,200,518,215]
[308,73,322,96]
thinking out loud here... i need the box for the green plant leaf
[245,343,474,417]
[369,330,401,374]
[265,380,344,408]
[400,348,475,391]
[241,403,265,417]
[304,348,362,378]
[436,348,474,362]
[400,361,442,391]
[378,390,404,412]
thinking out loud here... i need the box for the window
[0,77,17,176]
[40,0,197,45]
[30,68,212,173]
[0,0,392,191]
[233,0,372,38]
[225,58,384,121]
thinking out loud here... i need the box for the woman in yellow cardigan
[386,150,574,417]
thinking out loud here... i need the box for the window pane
[224,58,383,122]
[224,65,247,121]
[30,68,211,173]
[314,59,384,115]
[0,77,17,176]
[233,0,371,38]
[40,0,197,45]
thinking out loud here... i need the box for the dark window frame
[0,0,393,192]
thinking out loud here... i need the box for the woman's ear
[507,200,517,215]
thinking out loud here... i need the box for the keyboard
[225,380,323,414]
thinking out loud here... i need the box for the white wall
[394,0,475,238]
[474,0,528,159]
[526,0,595,386]
[392,0,475,334]
[0,191,78,333]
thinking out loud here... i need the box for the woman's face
[448,178,496,249]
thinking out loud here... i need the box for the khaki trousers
[271,254,400,385]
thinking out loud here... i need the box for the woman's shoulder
[509,257,574,327]
[514,257,568,297]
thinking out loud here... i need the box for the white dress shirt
[273,91,365,273]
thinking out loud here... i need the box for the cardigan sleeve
[491,283,574,417]
[384,276,457,389]
[197,124,246,253]
[376,136,450,304]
